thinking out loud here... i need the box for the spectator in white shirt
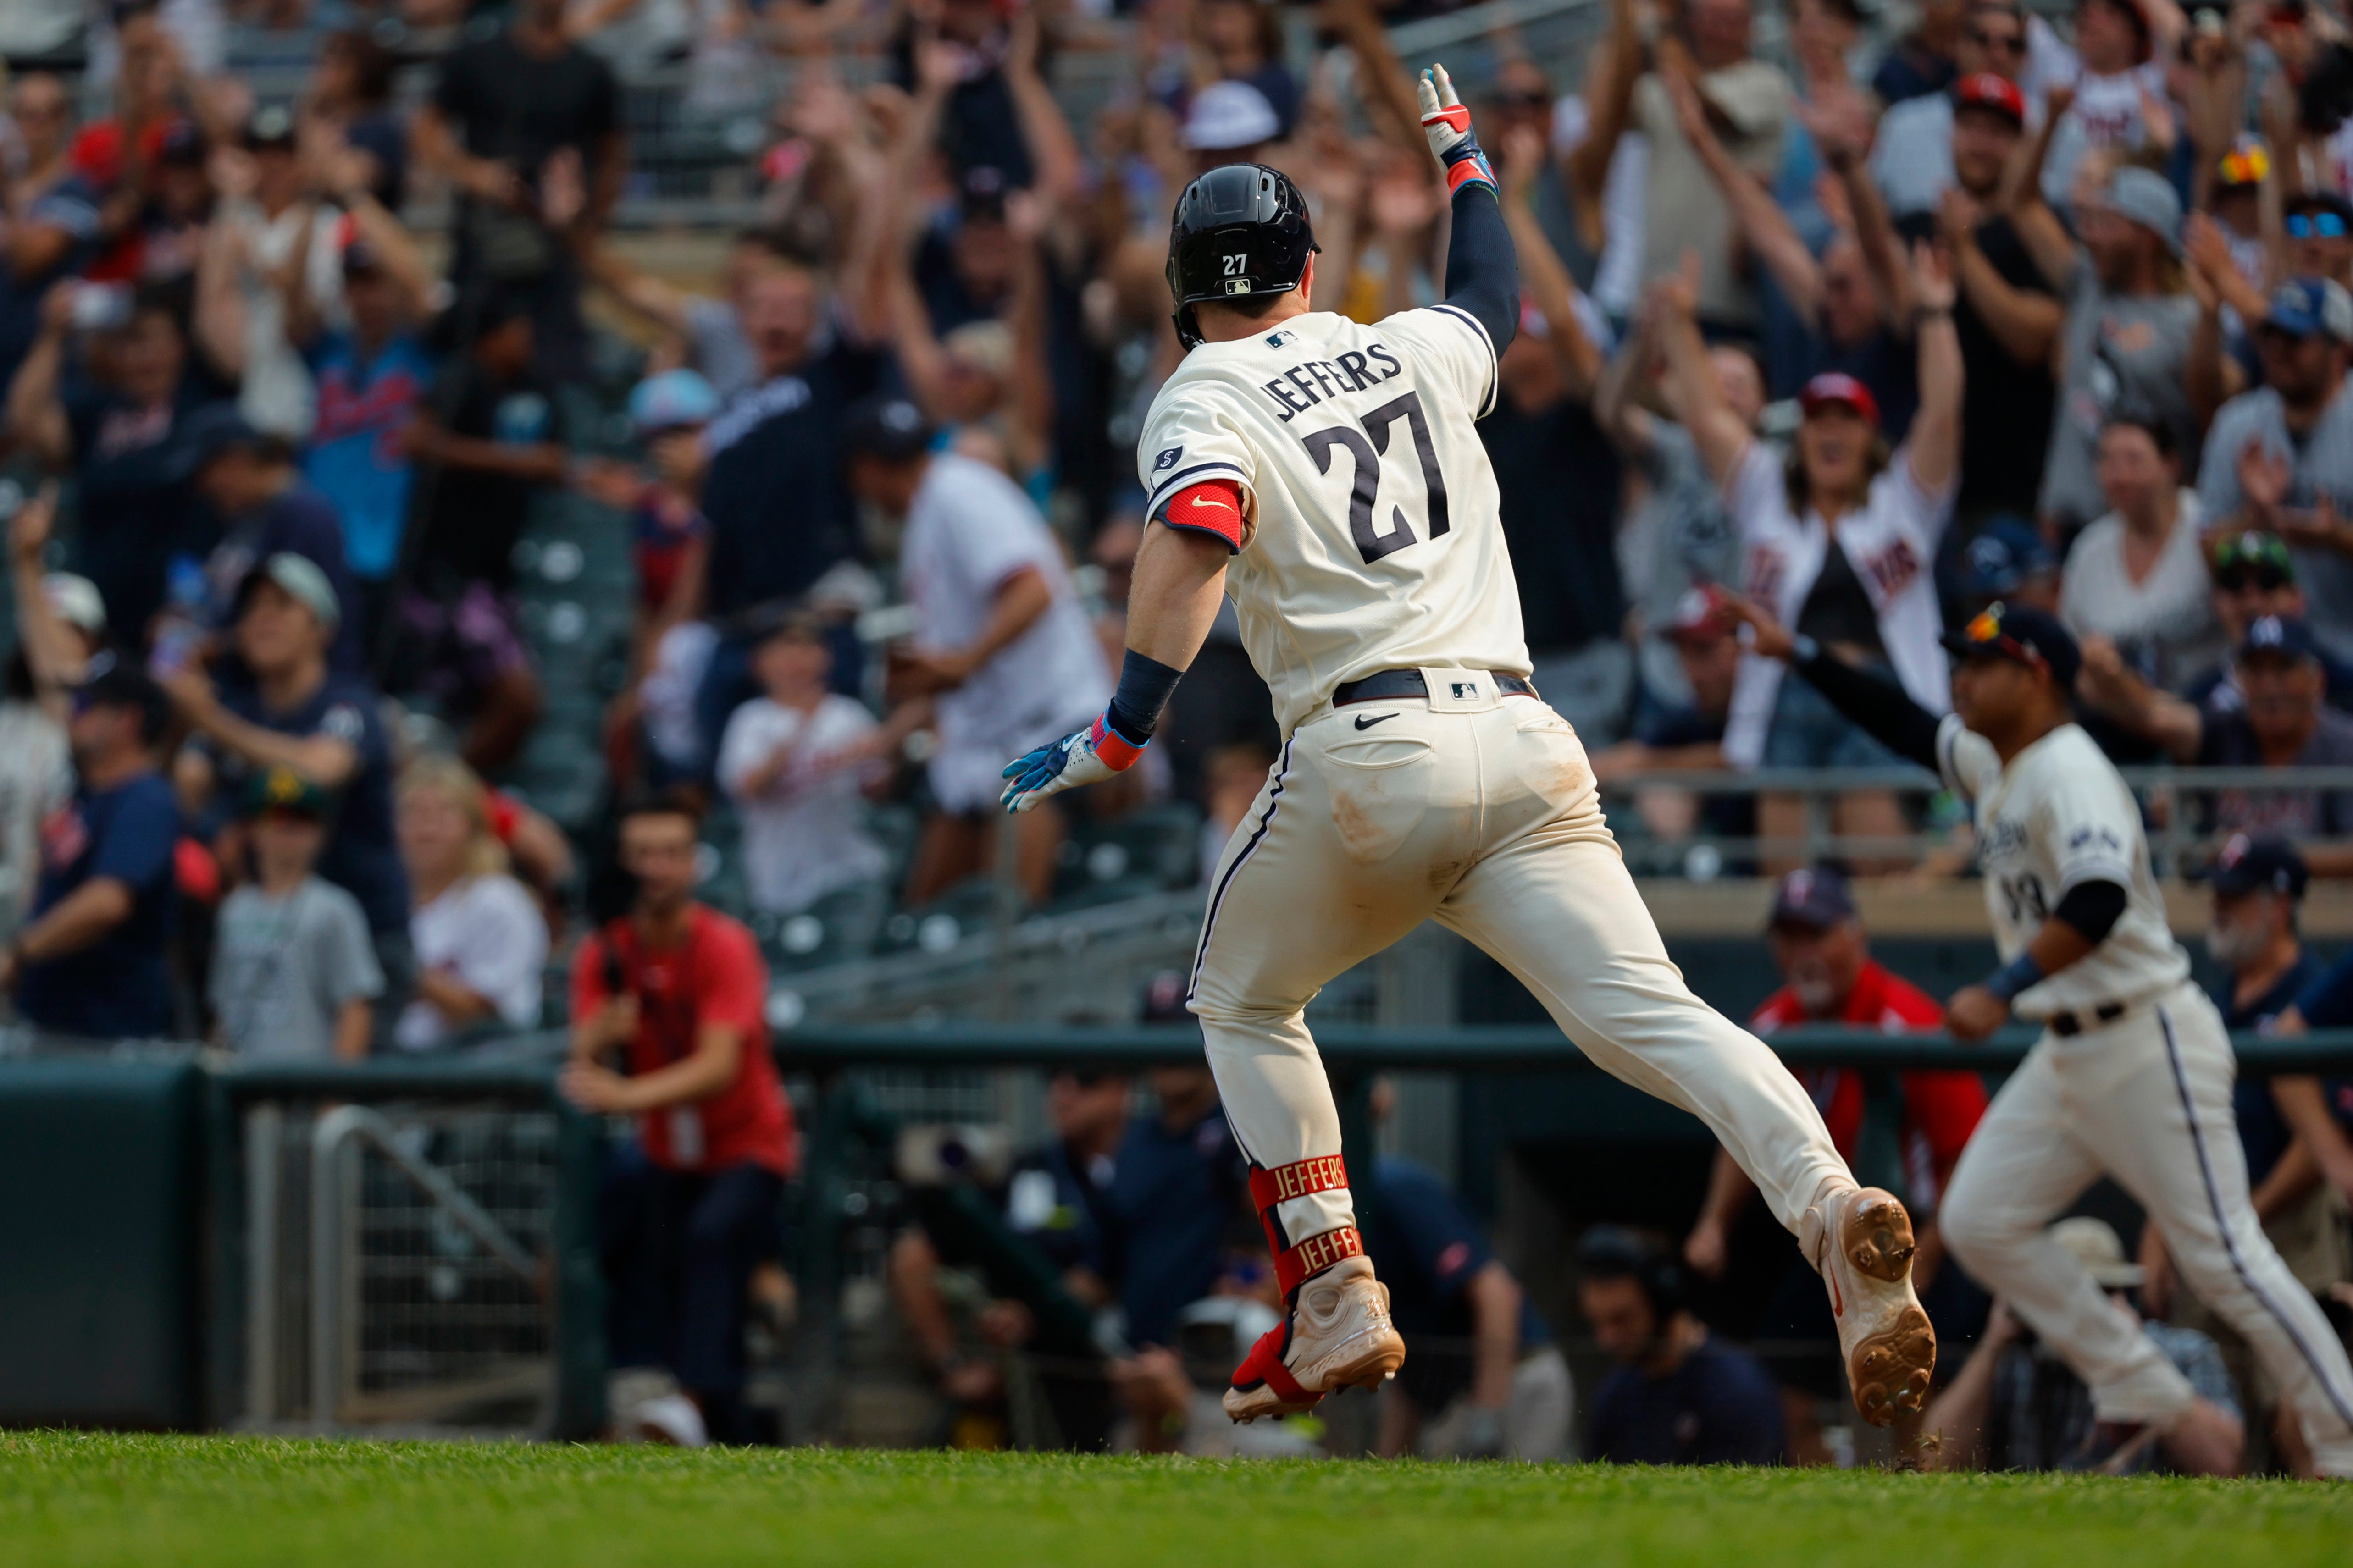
[393,754,548,1050]
[2060,414,2222,690]
[847,397,1110,906]
[716,613,895,934]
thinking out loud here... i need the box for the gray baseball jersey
[1935,717,2188,1018]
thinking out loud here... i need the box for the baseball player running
[1000,66,1935,1430]
[1735,597,2353,1474]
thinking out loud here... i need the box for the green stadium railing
[6,1024,2350,1436]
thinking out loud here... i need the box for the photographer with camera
[564,791,796,1447]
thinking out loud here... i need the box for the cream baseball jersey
[1936,717,2188,1018]
[1135,305,1532,733]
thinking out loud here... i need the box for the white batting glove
[1000,714,1145,815]
[1418,63,1497,197]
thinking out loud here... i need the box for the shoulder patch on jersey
[1152,446,1184,472]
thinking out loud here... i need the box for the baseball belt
[1331,668,1540,706]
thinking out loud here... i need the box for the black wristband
[1104,650,1185,746]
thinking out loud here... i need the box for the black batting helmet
[1166,163,1318,350]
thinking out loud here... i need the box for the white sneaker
[1802,1185,1936,1427]
[1223,1255,1406,1422]
[630,1391,710,1447]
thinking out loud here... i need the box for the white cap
[1183,80,1280,152]
[43,573,106,635]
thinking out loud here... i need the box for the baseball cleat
[1223,1255,1406,1422]
[1802,1185,1936,1427]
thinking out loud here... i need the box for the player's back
[1137,307,1529,734]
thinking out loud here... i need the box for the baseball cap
[1670,585,1738,643]
[2212,529,2297,588]
[2237,612,2321,663]
[174,402,265,477]
[237,552,341,634]
[1140,969,1193,1024]
[1958,516,2056,599]
[2050,1216,2143,1291]
[242,763,332,821]
[155,117,206,168]
[2098,166,2184,258]
[341,233,385,276]
[2207,832,2309,900]
[72,651,168,740]
[1953,72,2026,127]
[2262,276,2353,342]
[1183,80,1281,152]
[43,572,107,636]
[628,368,721,436]
[2217,133,2272,189]
[1941,600,2083,690]
[840,395,934,464]
[1768,866,1857,932]
[1798,372,1881,428]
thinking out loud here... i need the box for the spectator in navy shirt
[890,1065,1131,1449]
[165,553,412,1031]
[687,260,887,767]
[1578,1226,1786,1466]
[181,408,362,672]
[1364,1144,1571,1461]
[6,282,233,646]
[4,659,178,1038]
[1104,1061,1248,1350]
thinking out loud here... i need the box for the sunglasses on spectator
[2217,565,2293,591]
[2288,212,2351,239]
[1971,28,2027,52]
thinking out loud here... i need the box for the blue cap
[1768,866,1857,931]
[1959,516,2056,599]
[2208,833,2308,900]
[2238,613,2323,663]
[2263,276,2353,342]
[627,369,720,435]
[1942,600,2083,691]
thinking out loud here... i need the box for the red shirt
[572,905,796,1177]
[1751,960,1988,1212]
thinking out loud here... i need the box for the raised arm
[1905,240,1965,495]
[1003,189,1057,477]
[1422,66,1518,357]
[1828,117,1917,326]
[2004,85,2081,290]
[1666,69,1823,327]
[6,485,82,721]
[1593,293,1662,457]
[1653,258,1752,486]
[1941,189,2062,366]
[1566,0,1642,228]
[5,284,73,469]
[1726,594,1944,770]
[1003,10,1081,207]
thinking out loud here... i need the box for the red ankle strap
[1274,1224,1364,1297]
[1232,1319,1316,1408]
[1249,1154,1349,1214]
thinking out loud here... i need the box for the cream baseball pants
[1940,981,2353,1473]
[1186,678,1851,1257]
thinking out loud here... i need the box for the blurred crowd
[0,0,2351,1471]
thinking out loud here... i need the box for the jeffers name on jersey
[1137,305,1527,735]
[1256,339,1405,421]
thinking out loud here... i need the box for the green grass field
[2,1431,2348,1567]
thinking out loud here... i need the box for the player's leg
[1189,711,1469,1418]
[1938,1044,2204,1424]
[1435,707,1930,1423]
[2082,992,2353,1475]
